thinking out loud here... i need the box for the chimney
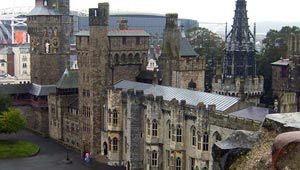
[165,13,178,29]
[117,18,128,30]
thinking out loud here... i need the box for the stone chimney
[117,18,128,30]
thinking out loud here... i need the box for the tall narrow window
[113,137,118,151]
[176,125,182,142]
[176,157,181,170]
[203,132,209,151]
[166,150,170,167]
[190,158,195,170]
[197,132,201,150]
[113,110,118,125]
[108,109,112,124]
[152,150,158,167]
[192,127,196,146]
[168,121,171,139]
[152,120,158,136]
[147,119,151,135]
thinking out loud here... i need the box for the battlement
[165,13,178,29]
[209,112,261,131]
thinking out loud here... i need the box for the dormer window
[44,0,48,6]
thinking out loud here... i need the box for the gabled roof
[229,106,272,122]
[75,30,150,37]
[56,69,78,89]
[27,6,61,16]
[114,80,240,112]
[271,59,291,66]
[180,37,198,57]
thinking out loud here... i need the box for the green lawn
[0,140,39,158]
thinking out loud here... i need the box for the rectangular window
[152,151,158,167]
[136,37,140,45]
[122,37,126,45]
[166,150,170,167]
[190,158,195,170]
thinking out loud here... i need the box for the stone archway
[103,142,108,155]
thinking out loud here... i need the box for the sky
[2,0,300,24]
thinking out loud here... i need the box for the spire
[223,0,256,78]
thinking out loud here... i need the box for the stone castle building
[212,0,263,104]
[272,34,300,113]
[0,1,265,170]
[159,14,205,91]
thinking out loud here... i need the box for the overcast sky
[2,0,300,23]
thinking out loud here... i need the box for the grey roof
[0,84,31,95]
[29,84,56,96]
[75,30,150,37]
[229,106,272,122]
[75,31,90,36]
[114,80,240,112]
[108,30,150,37]
[27,6,61,16]
[271,59,291,66]
[180,37,198,57]
[56,69,78,89]
[0,59,6,63]
[0,47,13,55]
[266,112,300,129]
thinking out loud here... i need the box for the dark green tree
[0,93,12,114]
[186,27,225,91]
[0,108,26,134]
[258,26,300,106]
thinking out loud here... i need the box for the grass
[0,140,39,158]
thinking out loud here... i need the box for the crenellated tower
[27,0,71,85]
[212,0,263,104]
[76,2,109,156]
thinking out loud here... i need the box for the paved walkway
[0,130,125,170]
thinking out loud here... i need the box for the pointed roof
[27,6,61,16]
[56,69,78,89]
[180,37,198,57]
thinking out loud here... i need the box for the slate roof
[0,84,31,95]
[114,80,240,112]
[0,59,6,63]
[29,84,56,96]
[56,69,78,89]
[76,30,150,37]
[271,59,291,66]
[27,6,61,16]
[229,106,272,122]
[69,98,79,109]
[266,112,300,129]
[180,37,198,57]
[0,47,13,55]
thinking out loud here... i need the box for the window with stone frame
[167,120,171,139]
[152,119,158,136]
[151,150,158,167]
[203,132,209,151]
[176,125,182,142]
[147,119,151,135]
[190,157,195,170]
[108,109,112,124]
[113,137,118,152]
[166,150,170,167]
[197,132,201,150]
[176,157,181,170]
[191,126,196,146]
[113,110,118,125]
[172,125,175,141]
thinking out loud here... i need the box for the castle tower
[159,14,205,90]
[77,3,109,155]
[212,0,263,104]
[27,0,71,85]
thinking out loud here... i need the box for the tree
[258,26,300,106]
[0,108,26,134]
[186,27,225,91]
[0,93,12,115]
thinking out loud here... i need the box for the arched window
[113,137,118,151]
[203,132,209,151]
[191,126,196,146]
[176,157,181,170]
[152,120,158,137]
[167,120,171,139]
[113,110,118,125]
[114,54,120,64]
[197,132,201,150]
[176,125,182,142]
[151,150,158,166]
[147,119,151,135]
